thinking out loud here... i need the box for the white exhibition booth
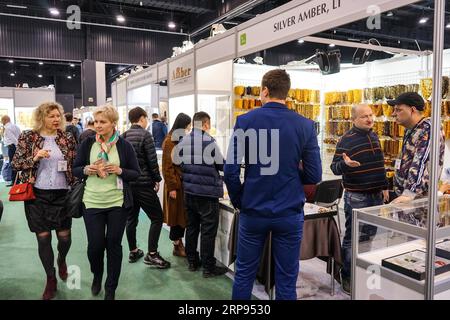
[111,65,159,134]
[0,87,55,130]
[110,0,450,300]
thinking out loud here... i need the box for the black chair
[312,179,344,234]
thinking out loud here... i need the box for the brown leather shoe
[173,241,187,257]
[42,275,57,300]
[57,256,68,281]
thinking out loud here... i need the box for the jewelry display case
[351,196,450,300]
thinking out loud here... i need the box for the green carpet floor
[0,184,234,300]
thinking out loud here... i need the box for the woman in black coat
[73,105,140,300]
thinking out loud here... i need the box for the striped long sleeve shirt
[394,117,444,198]
[330,126,388,193]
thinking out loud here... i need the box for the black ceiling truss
[0,0,450,65]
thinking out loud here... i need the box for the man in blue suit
[224,69,322,300]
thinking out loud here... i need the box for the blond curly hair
[32,102,66,132]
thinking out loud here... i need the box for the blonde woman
[73,105,140,300]
[12,102,77,300]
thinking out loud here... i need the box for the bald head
[351,104,374,131]
[1,115,10,125]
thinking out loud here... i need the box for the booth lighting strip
[303,36,431,57]
[0,12,188,36]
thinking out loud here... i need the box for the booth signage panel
[158,62,168,81]
[14,89,55,108]
[196,34,235,68]
[169,53,195,96]
[237,0,420,56]
[197,60,233,92]
[0,88,13,98]
[127,67,157,90]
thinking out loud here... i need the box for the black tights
[36,230,72,277]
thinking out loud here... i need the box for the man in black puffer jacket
[122,107,170,269]
[174,111,227,278]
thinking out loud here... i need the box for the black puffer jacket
[122,124,162,187]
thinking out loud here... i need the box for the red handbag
[9,171,36,202]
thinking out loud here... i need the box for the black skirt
[24,187,72,233]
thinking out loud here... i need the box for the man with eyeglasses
[387,92,444,204]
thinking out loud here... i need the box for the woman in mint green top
[83,133,124,209]
[73,105,140,300]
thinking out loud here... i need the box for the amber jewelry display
[420,78,433,100]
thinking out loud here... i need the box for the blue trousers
[232,213,303,300]
[342,191,383,279]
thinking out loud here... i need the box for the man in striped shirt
[387,92,444,203]
[331,104,389,295]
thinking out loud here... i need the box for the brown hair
[261,69,291,100]
[64,112,73,122]
[32,102,66,132]
[128,107,148,124]
[193,111,210,128]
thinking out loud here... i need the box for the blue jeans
[7,144,16,182]
[232,213,303,300]
[342,191,383,279]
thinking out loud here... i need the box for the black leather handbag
[66,180,85,218]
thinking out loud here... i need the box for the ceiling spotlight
[8,59,13,63]
[168,21,176,29]
[6,4,28,9]
[329,43,336,48]
[298,39,305,44]
[67,75,72,79]
[446,23,450,29]
[10,73,15,77]
[49,8,59,16]
[116,15,125,23]
[39,61,43,65]
[70,63,75,67]
[386,11,394,17]
[38,74,43,78]
[419,17,428,24]
[139,1,143,6]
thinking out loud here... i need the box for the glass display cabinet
[352,196,450,300]
[198,94,231,156]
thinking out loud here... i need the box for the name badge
[117,177,124,190]
[58,160,68,172]
[395,159,401,170]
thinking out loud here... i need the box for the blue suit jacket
[224,102,322,217]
